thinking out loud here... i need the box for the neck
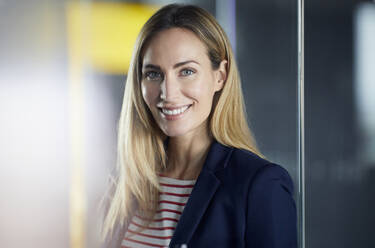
[164,125,213,180]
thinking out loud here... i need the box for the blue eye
[145,71,162,81]
[181,69,195,76]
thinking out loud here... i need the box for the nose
[160,74,180,101]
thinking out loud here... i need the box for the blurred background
[0,0,374,247]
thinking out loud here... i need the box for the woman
[101,4,297,248]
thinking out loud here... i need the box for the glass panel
[305,1,375,247]
[236,0,301,245]
[236,1,298,182]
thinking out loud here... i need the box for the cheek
[187,76,216,103]
[141,82,160,106]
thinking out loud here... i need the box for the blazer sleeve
[245,163,297,248]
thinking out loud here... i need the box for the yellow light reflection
[67,1,158,74]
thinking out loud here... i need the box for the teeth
[161,105,190,116]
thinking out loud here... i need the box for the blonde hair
[101,3,264,241]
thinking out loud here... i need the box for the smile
[158,104,192,120]
[161,105,191,115]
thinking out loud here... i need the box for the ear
[214,60,228,92]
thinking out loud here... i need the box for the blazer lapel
[169,140,233,247]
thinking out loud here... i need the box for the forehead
[142,28,209,66]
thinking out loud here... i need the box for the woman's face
[141,28,226,137]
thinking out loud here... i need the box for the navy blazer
[103,140,297,248]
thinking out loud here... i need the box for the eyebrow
[143,60,200,70]
[173,60,200,68]
[143,64,161,71]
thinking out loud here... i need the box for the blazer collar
[168,139,234,247]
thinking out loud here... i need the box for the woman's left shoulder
[224,147,294,193]
[228,148,298,247]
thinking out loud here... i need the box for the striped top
[121,175,196,248]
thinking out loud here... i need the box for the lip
[158,104,192,121]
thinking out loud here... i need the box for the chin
[161,127,191,137]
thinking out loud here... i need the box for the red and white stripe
[121,175,196,248]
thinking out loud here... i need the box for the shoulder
[222,147,293,192]
[212,145,294,207]
[229,147,270,172]
[230,148,298,246]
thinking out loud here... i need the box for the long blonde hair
[101,3,264,241]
